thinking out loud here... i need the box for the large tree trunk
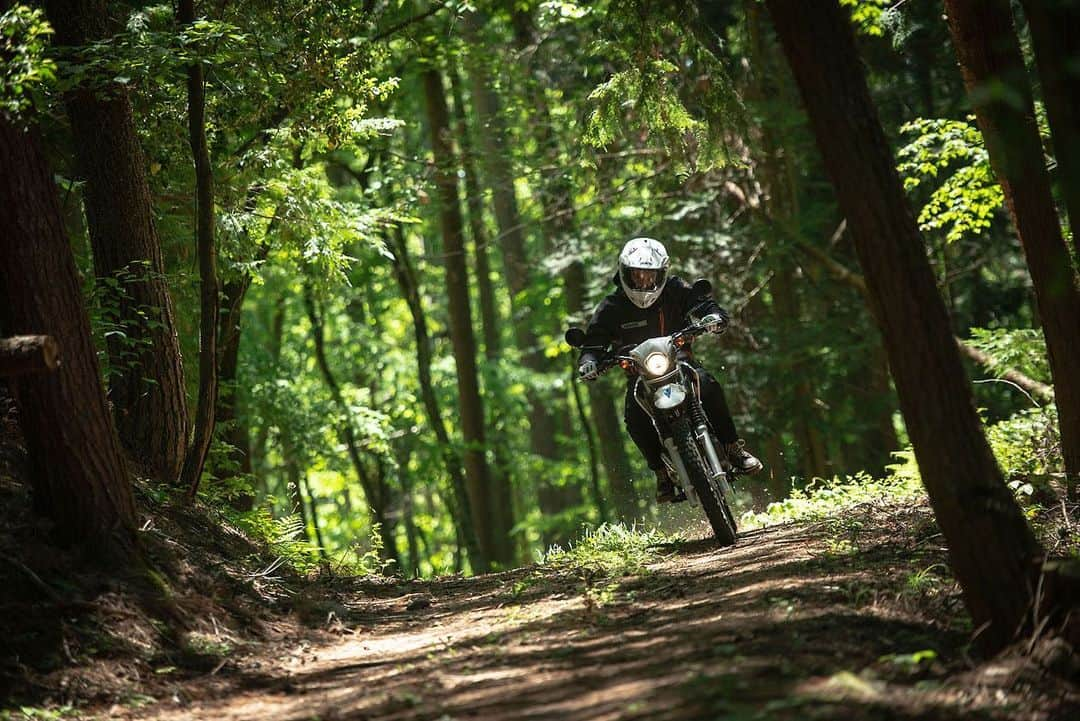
[43,0,188,483]
[944,0,1080,499]
[761,0,1044,653]
[1019,0,1080,262]
[388,226,487,571]
[0,118,136,559]
[421,67,515,568]
[178,0,220,498]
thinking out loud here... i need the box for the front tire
[674,422,737,546]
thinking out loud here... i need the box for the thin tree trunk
[449,66,501,359]
[761,0,1044,653]
[0,117,136,559]
[179,0,220,498]
[301,472,328,562]
[464,14,582,533]
[303,288,401,567]
[945,0,1080,498]
[43,0,188,483]
[252,295,286,478]
[216,277,255,510]
[388,227,486,571]
[1020,0,1080,262]
[446,71,518,548]
[745,0,829,481]
[421,67,513,568]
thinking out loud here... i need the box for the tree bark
[0,118,136,558]
[43,0,189,483]
[762,0,1043,653]
[944,0,1080,498]
[388,226,487,571]
[421,67,514,567]
[1019,0,1080,262]
[0,336,60,377]
[178,0,220,498]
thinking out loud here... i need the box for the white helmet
[619,237,670,309]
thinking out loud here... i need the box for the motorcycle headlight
[644,352,672,377]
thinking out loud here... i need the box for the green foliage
[540,523,670,578]
[966,327,1051,385]
[897,117,1003,244]
[585,1,744,173]
[0,4,56,120]
[985,405,1061,481]
[0,707,77,721]
[840,0,894,37]
[741,465,925,530]
[84,261,164,385]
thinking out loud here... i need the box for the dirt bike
[566,279,739,546]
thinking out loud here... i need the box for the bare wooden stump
[0,335,60,377]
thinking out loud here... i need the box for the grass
[540,523,672,578]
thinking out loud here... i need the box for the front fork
[637,369,732,498]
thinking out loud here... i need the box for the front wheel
[673,422,737,546]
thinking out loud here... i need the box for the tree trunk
[215,277,254,510]
[448,66,501,360]
[421,67,514,568]
[0,118,136,559]
[178,0,220,498]
[447,66,518,550]
[761,0,1043,653]
[388,226,487,571]
[1020,0,1080,262]
[301,472,328,562]
[304,289,401,567]
[745,0,830,481]
[464,14,583,533]
[944,0,1080,498]
[43,0,189,483]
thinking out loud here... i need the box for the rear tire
[673,422,737,546]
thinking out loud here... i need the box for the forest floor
[2,392,1078,721]
[8,498,1078,721]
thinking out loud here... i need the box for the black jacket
[578,274,726,366]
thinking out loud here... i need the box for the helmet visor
[622,266,666,292]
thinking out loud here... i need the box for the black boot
[723,439,763,475]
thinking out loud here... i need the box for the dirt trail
[114,505,1076,721]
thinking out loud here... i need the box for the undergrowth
[740,451,926,530]
[540,523,671,577]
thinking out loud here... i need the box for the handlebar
[579,321,712,378]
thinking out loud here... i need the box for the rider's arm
[670,277,729,326]
[578,295,620,365]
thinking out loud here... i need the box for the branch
[371,1,453,42]
[0,335,60,377]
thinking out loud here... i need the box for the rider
[577,237,762,502]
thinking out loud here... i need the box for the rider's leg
[697,370,763,474]
[623,384,679,502]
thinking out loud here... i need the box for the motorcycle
[565,279,739,546]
